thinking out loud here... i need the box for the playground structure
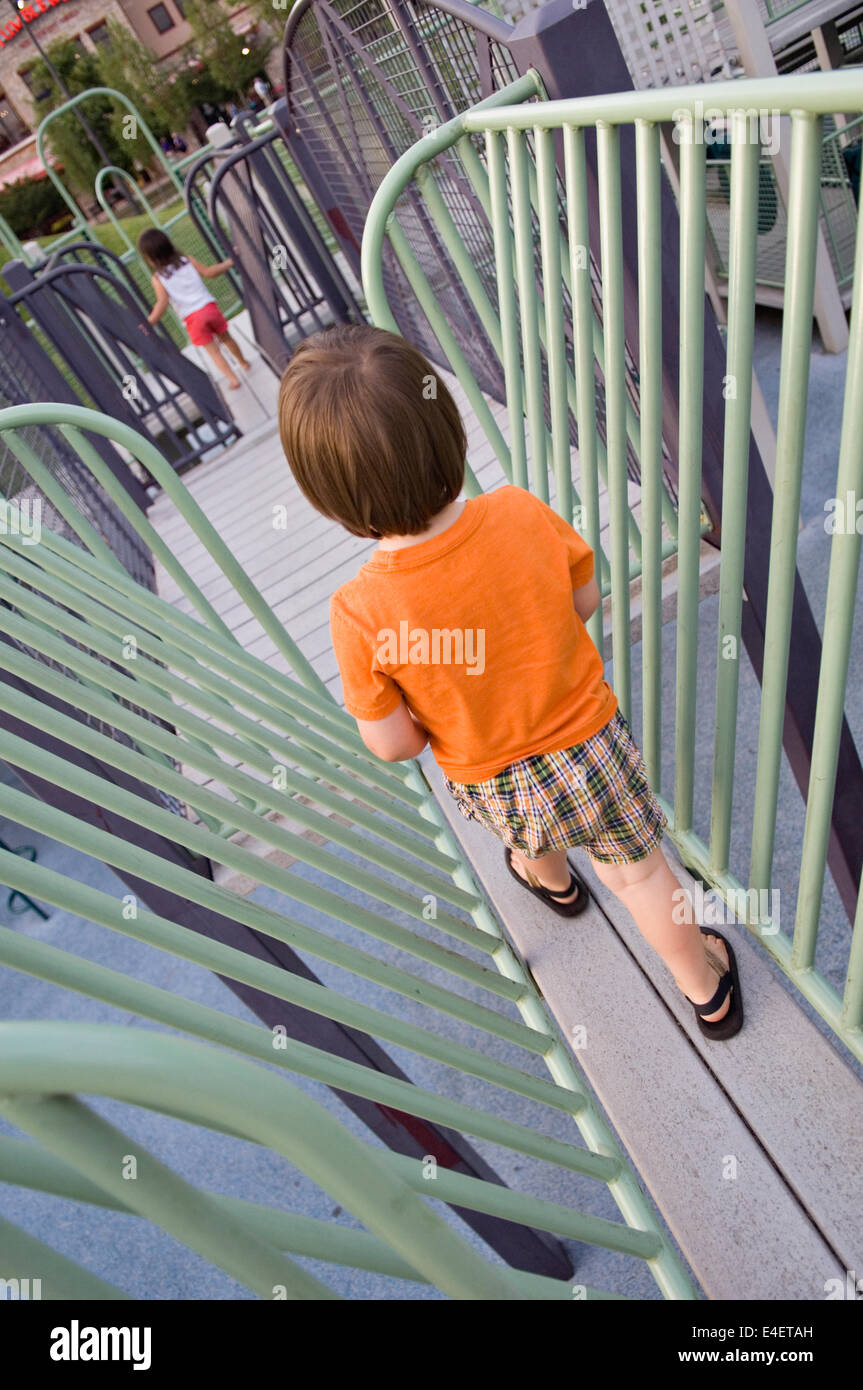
[0,0,861,1301]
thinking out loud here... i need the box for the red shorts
[184,301,228,345]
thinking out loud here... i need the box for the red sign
[0,0,74,48]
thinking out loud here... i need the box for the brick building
[0,0,278,187]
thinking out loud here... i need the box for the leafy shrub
[0,174,69,239]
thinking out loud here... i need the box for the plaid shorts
[443,709,667,863]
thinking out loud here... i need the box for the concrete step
[424,753,863,1300]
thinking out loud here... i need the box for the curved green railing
[361,71,863,1061]
[35,86,185,233]
[31,88,242,332]
[0,401,697,1299]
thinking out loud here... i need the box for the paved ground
[0,308,860,1299]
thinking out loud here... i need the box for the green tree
[181,0,276,104]
[241,0,296,38]
[96,20,195,164]
[28,38,135,196]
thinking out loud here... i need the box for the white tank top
[156,258,213,317]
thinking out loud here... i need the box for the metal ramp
[0,400,701,1300]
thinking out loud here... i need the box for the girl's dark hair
[278,325,466,539]
[137,227,186,276]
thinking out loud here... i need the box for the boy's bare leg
[510,847,579,900]
[203,339,241,389]
[588,846,732,1023]
[217,330,251,369]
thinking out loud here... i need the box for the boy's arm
[573,575,601,624]
[147,275,170,325]
[356,698,429,762]
[189,253,234,279]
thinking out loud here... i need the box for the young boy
[278,325,743,1041]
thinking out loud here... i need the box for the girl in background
[138,228,250,390]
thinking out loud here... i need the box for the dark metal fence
[185,121,363,374]
[3,245,239,472]
[0,315,193,834]
[280,0,519,402]
[279,0,668,493]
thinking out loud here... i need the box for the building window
[17,68,51,104]
[148,3,175,33]
[174,0,185,15]
[0,92,30,153]
[86,21,111,45]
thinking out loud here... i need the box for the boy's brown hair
[278,325,466,538]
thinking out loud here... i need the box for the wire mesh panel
[0,339,191,821]
[283,0,529,398]
[282,0,674,495]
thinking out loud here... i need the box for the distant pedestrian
[253,75,271,105]
[138,228,250,390]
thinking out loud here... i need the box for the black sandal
[684,926,744,1040]
[504,848,591,917]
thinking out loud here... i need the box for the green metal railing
[0,400,696,1299]
[361,71,863,1061]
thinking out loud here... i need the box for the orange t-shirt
[329,485,618,781]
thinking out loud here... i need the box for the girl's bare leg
[217,330,251,369]
[588,846,732,1022]
[203,339,241,388]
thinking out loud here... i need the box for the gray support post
[508,0,691,480]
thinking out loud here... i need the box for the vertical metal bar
[486,129,528,489]
[634,119,663,788]
[535,125,572,521]
[596,121,631,720]
[842,875,863,1034]
[749,114,820,893]
[792,141,863,969]
[564,124,605,654]
[709,111,759,876]
[508,127,548,502]
[674,117,706,834]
